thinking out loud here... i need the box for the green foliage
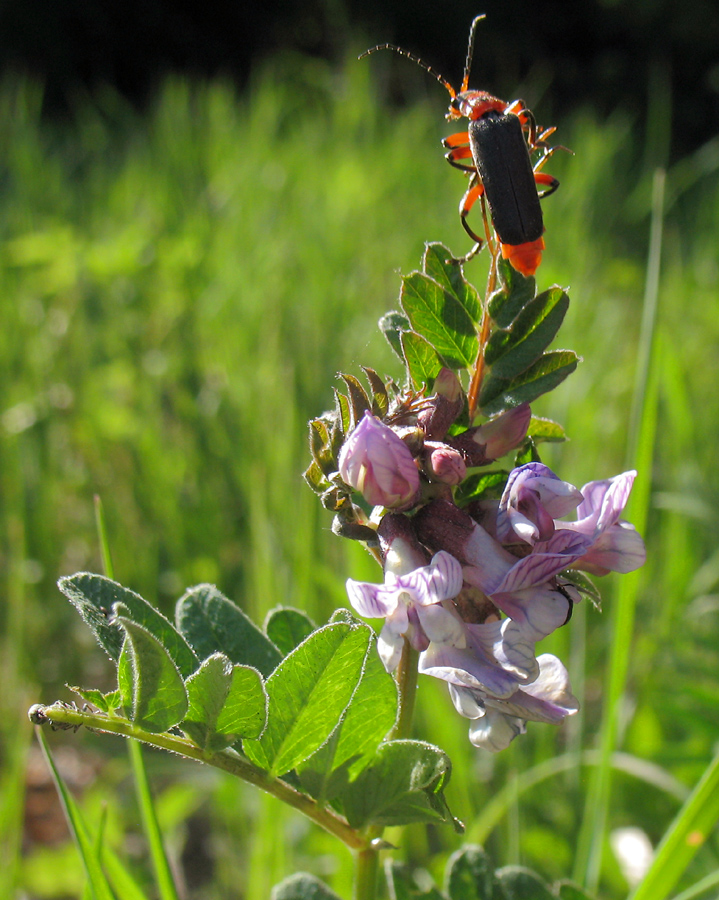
[271,872,344,900]
[115,608,189,733]
[176,583,282,676]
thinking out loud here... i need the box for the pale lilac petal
[492,586,571,643]
[419,642,519,698]
[468,708,526,752]
[377,625,404,672]
[416,603,465,645]
[493,529,592,593]
[346,579,398,618]
[448,684,484,719]
[486,654,578,724]
[573,522,646,575]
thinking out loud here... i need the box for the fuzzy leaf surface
[484,288,569,380]
[340,739,456,829]
[379,310,412,360]
[401,330,445,389]
[114,610,188,733]
[478,350,579,416]
[400,272,477,369]
[264,607,315,657]
[243,621,372,776]
[493,867,554,900]
[445,845,494,900]
[59,573,198,677]
[181,652,267,750]
[422,243,482,323]
[297,638,398,800]
[487,259,536,327]
[176,584,282,677]
[271,873,343,900]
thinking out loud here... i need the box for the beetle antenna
[461,14,487,93]
[359,44,457,100]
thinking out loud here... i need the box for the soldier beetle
[361,15,563,276]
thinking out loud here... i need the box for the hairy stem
[29,702,367,851]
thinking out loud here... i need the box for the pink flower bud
[338,411,420,509]
[476,404,531,460]
[424,442,467,486]
[417,368,464,440]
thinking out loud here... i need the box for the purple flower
[346,550,463,672]
[338,411,420,509]
[557,471,646,575]
[496,463,583,545]
[451,654,579,752]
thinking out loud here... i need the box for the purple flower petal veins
[496,462,583,544]
[346,550,464,672]
[338,410,420,509]
[557,470,646,575]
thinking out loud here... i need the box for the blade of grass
[127,739,181,900]
[574,169,665,891]
[629,749,719,900]
[468,750,688,846]
[35,728,116,900]
[95,493,179,900]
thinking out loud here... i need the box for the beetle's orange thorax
[448,90,507,121]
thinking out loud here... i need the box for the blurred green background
[2,33,719,900]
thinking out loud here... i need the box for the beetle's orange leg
[534,170,560,198]
[459,178,486,245]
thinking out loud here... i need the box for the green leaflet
[400,271,478,370]
[59,573,198,678]
[340,739,458,830]
[114,609,188,734]
[243,621,371,777]
[181,653,267,751]
[176,583,282,677]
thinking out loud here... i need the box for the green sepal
[270,873,344,900]
[422,242,482,324]
[243,621,372,777]
[339,373,372,428]
[181,652,267,751]
[492,866,555,900]
[264,607,316,657]
[560,570,602,610]
[400,271,478,370]
[484,288,569,380]
[445,845,494,900]
[478,349,580,416]
[59,572,199,678]
[113,605,189,734]
[176,583,282,677]
[339,739,461,830]
[401,330,444,390]
[361,366,390,418]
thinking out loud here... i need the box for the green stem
[30,702,366,851]
[354,843,381,900]
[392,640,420,741]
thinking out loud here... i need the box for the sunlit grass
[2,52,719,898]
